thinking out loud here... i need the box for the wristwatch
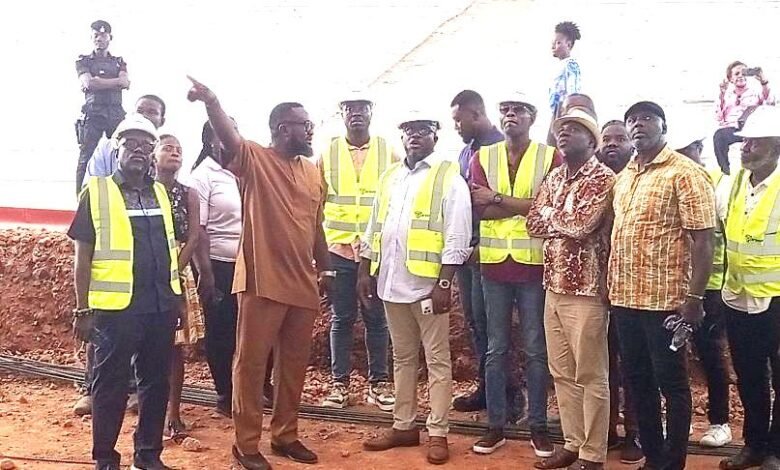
[492,192,504,205]
[437,279,451,290]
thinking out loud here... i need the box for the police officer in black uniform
[75,20,129,193]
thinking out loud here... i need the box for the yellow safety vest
[369,159,459,279]
[708,169,726,290]
[724,169,780,297]
[478,141,555,265]
[322,136,394,244]
[87,176,182,311]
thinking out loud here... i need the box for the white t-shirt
[189,157,242,262]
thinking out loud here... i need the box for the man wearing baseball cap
[719,105,780,470]
[527,108,615,470]
[360,115,472,465]
[318,94,399,413]
[68,113,181,470]
[610,101,717,470]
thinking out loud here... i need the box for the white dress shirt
[717,165,780,313]
[361,152,472,304]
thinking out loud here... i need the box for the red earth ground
[0,376,727,470]
[0,228,744,468]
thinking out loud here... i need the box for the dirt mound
[0,229,481,381]
[0,229,77,354]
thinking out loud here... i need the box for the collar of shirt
[113,169,156,189]
[561,154,600,181]
[403,151,445,172]
[626,145,675,172]
[346,140,371,152]
[746,164,780,193]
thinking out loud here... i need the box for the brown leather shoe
[363,428,420,451]
[534,448,578,469]
[427,436,449,465]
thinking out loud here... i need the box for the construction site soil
[0,228,746,469]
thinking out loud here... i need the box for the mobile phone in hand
[744,67,762,77]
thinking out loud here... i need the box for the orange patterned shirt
[608,146,716,311]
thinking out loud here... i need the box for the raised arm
[186,76,242,168]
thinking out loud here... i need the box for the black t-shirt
[69,173,179,314]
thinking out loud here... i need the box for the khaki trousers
[384,301,452,437]
[544,291,610,463]
[233,294,317,454]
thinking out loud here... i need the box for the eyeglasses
[280,120,315,133]
[160,144,182,154]
[402,126,435,137]
[120,138,155,154]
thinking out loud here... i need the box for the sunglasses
[402,126,436,137]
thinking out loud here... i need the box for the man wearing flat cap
[318,94,399,413]
[359,116,472,465]
[469,93,561,457]
[527,108,615,470]
[75,20,130,193]
[609,101,716,470]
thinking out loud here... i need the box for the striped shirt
[608,146,717,311]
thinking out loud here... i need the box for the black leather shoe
[720,446,765,470]
[232,446,272,470]
[271,440,318,464]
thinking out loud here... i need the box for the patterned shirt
[166,181,189,243]
[609,146,717,311]
[549,57,582,113]
[527,156,615,297]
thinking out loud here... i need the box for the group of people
[68,17,780,470]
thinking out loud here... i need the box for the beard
[290,136,314,157]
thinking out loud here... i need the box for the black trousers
[203,260,239,401]
[726,299,780,456]
[691,290,730,425]
[614,308,691,470]
[712,127,742,175]
[91,310,176,468]
[76,110,124,192]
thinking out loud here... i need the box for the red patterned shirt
[527,156,616,297]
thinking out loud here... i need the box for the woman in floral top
[155,134,205,440]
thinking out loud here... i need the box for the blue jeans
[329,253,389,384]
[483,277,549,431]
[456,264,487,392]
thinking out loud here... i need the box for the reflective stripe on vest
[708,169,726,290]
[87,177,182,311]
[478,141,554,265]
[724,169,780,297]
[322,136,392,244]
[369,160,458,279]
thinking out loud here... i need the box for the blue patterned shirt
[549,57,582,113]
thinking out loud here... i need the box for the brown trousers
[232,294,317,454]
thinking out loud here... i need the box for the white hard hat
[114,113,159,140]
[670,131,707,151]
[736,105,780,138]
[496,91,537,116]
[339,91,373,108]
